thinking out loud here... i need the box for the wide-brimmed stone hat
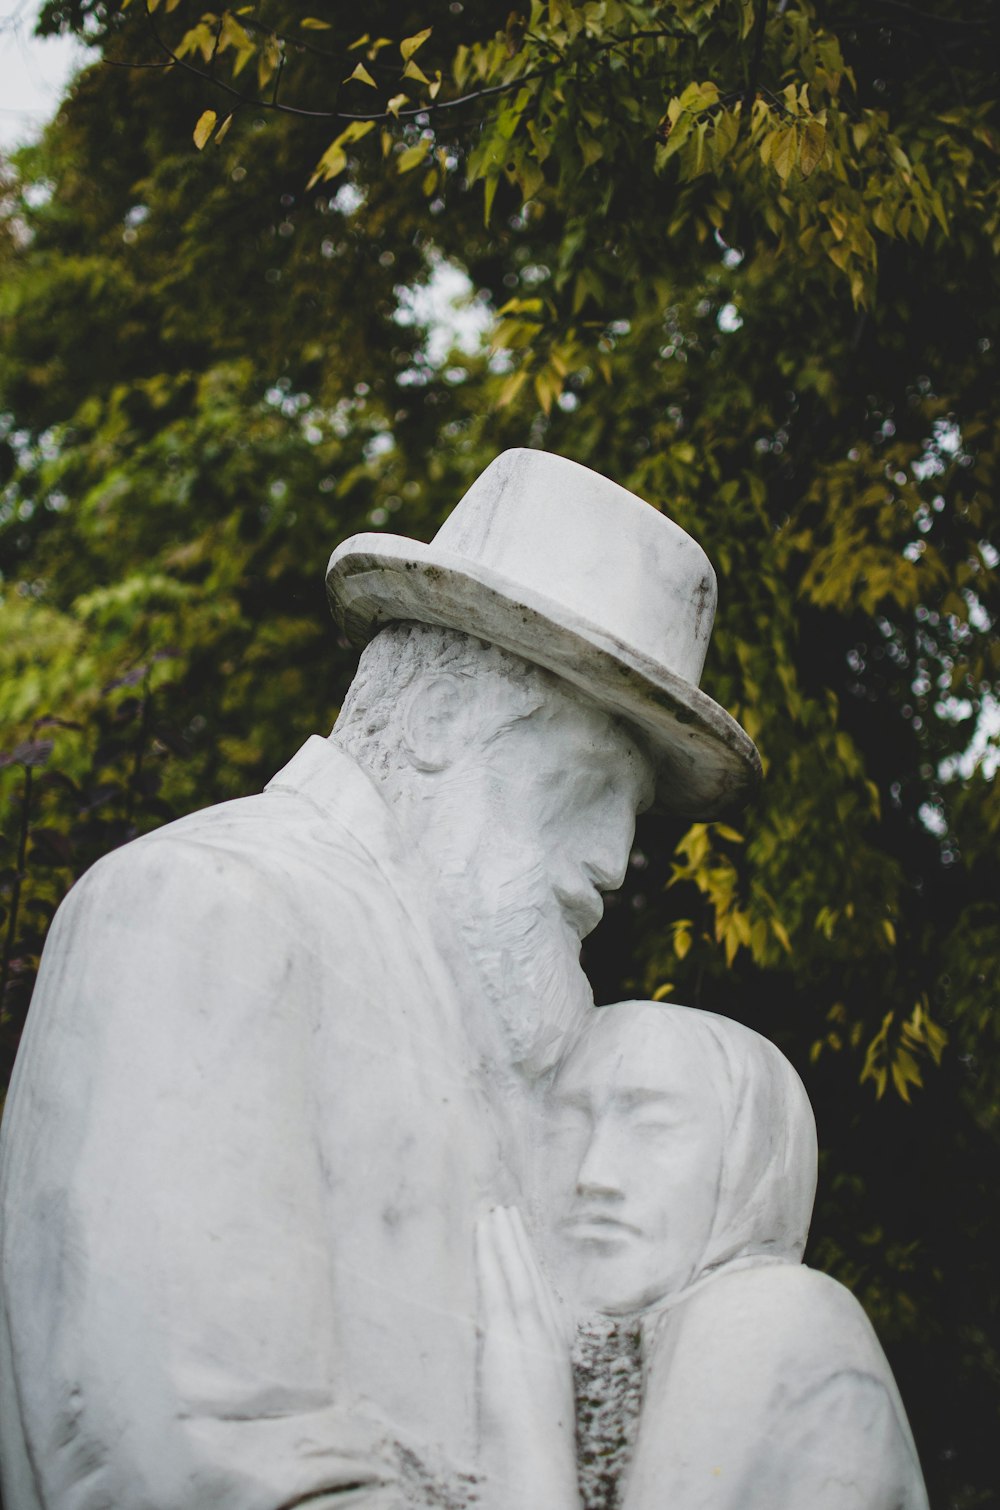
[326,448,760,818]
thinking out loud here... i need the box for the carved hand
[475,1205,583,1510]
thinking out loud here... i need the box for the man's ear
[399,672,477,773]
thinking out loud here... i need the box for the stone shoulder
[32,787,412,1026]
[666,1261,887,1380]
[65,785,376,917]
[694,1259,867,1319]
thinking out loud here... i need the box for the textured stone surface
[572,1318,643,1510]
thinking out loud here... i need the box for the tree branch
[743,0,770,117]
[133,10,558,126]
[121,7,692,127]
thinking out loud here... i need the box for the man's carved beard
[455,858,595,1079]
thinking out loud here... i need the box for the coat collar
[264,735,407,868]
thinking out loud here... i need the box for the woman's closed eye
[629,1117,682,1136]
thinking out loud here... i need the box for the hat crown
[433,449,716,686]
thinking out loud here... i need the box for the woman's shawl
[676,1004,817,1282]
[583,1000,818,1298]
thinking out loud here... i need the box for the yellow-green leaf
[402,58,431,85]
[214,112,234,144]
[799,118,826,177]
[400,27,432,61]
[526,118,551,163]
[257,37,281,91]
[534,367,559,415]
[771,916,792,953]
[397,140,430,174]
[220,13,255,78]
[712,108,740,165]
[301,17,332,28]
[891,1049,922,1102]
[176,22,216,63]
[771,125,799,183]
[930,191,949,235]
[496,368,529,408]
[344,62,378,88]
[578,131,603,167]
[193,109,217,151]
[714,824,743,843]
[386,93,409,118]
[307,120,376,189]
[515,156,545,199]
[345,119,377,148]
[483,171,500,226]
[307,146,346,189]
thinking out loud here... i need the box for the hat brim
[327,535,761,819]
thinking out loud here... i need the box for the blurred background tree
[1,2,997,1504]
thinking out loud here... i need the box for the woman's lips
[560,1212,642,1241]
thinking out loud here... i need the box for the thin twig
[101,56,176,69]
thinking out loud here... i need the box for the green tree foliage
[1,1,998,1502]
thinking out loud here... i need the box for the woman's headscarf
[575,1001,818,1288]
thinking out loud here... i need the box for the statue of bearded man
[0,450,758,1510]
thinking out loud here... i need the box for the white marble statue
[477,1002,930,1510]
[0,451,760,1509]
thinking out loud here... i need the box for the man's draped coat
[0,737,514,1509]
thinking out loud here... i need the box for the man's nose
[574,1123,626,1201]
[588,798,638,894]
[588,851,626,895]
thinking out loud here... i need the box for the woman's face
[541,1012,725,1316]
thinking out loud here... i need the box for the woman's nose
[574,1121,626,1201]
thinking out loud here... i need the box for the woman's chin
[566,1259,692,1320]
[566,1268,653,1320]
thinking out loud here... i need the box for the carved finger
[506,1206,566,1341]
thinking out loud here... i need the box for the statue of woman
[476,1001,929,1510]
